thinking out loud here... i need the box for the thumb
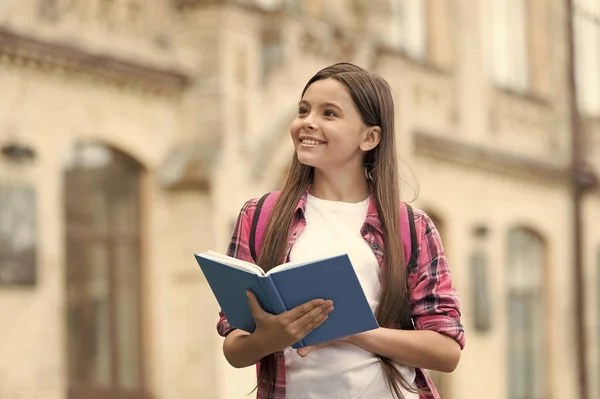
[246,291,266,318]
[296,345,316,358]
[297,340,334,357]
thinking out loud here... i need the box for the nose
[302,114,316,130]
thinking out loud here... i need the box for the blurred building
[0,1,599,399]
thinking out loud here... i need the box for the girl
[216,63,465,399]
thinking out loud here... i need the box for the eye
[324,110,337,117]
[298,106,308,115]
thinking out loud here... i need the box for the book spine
[267,276,306,349]
[258,277,287,315]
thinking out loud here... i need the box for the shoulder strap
[400,202,411,266]
[404,203,418,272]
[401,203,418,331]
[249,193,269,263]
[250,194,419,330]
[400,202,418,270]
[249,191,281,263]
[252,194,417,268]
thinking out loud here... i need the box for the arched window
[506,228,546,399]
[64,141,147,399]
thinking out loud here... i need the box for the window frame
[64,142,148,399]
[506,227,548,399]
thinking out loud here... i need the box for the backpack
[247,191,418,331]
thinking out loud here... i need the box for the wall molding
[414,131,569,184]
[0,27,192,96]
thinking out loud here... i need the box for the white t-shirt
[284,194,418,399]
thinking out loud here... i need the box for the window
[64,142,147,399]
[506,228,546,399]
[483,0,549,95]
[425,0,454,69]
[0,184,37,285]
[390,0,426,59]
[484,0,528,91]
[388,1,454,69]
[574,0,600,115]
[261,26,283,84]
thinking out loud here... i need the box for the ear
[360,126,381,152]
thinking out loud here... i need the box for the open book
[195,251,379,349]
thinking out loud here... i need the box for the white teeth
[301,139,324,145]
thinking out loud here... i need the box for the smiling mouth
[300,139,326,145]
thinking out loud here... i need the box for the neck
[310,166,370,203]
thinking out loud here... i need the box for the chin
[296,153,320,168]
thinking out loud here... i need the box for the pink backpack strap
[250,192,417,272]
[249,191,281,263]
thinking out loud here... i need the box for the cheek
[289,119,302,137]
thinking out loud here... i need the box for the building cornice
[0,26,192,95]
[174,0,276,14]
[414,131,569,184]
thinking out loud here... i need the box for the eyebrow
[298,100,344,111]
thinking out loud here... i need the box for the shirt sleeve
[408,210,465,349]
[216,198,259,337]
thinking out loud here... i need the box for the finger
[298,311,330,337]
[286,299,332,321]
[296,340,334,357]
[296,345,316,357]
[246,291,267,318]
[295,303,333,332]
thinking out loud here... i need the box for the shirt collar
[294,185,383,234]
[294,187,309,216]
[365,195,383,234]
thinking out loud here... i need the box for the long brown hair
[256,63,422,398]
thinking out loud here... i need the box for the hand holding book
[195,251,379,349]
[245,291,334,354]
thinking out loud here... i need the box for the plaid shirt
[217,189,465,399]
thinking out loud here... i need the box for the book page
[266,253,347,276]
[200,251,266,276]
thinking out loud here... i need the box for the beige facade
[0,1,599,399]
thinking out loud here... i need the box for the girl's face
[290,78,378,173]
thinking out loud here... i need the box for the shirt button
[371,243,378,250]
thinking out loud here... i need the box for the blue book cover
[194,251,379,349]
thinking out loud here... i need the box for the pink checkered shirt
[217,189,465,398]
